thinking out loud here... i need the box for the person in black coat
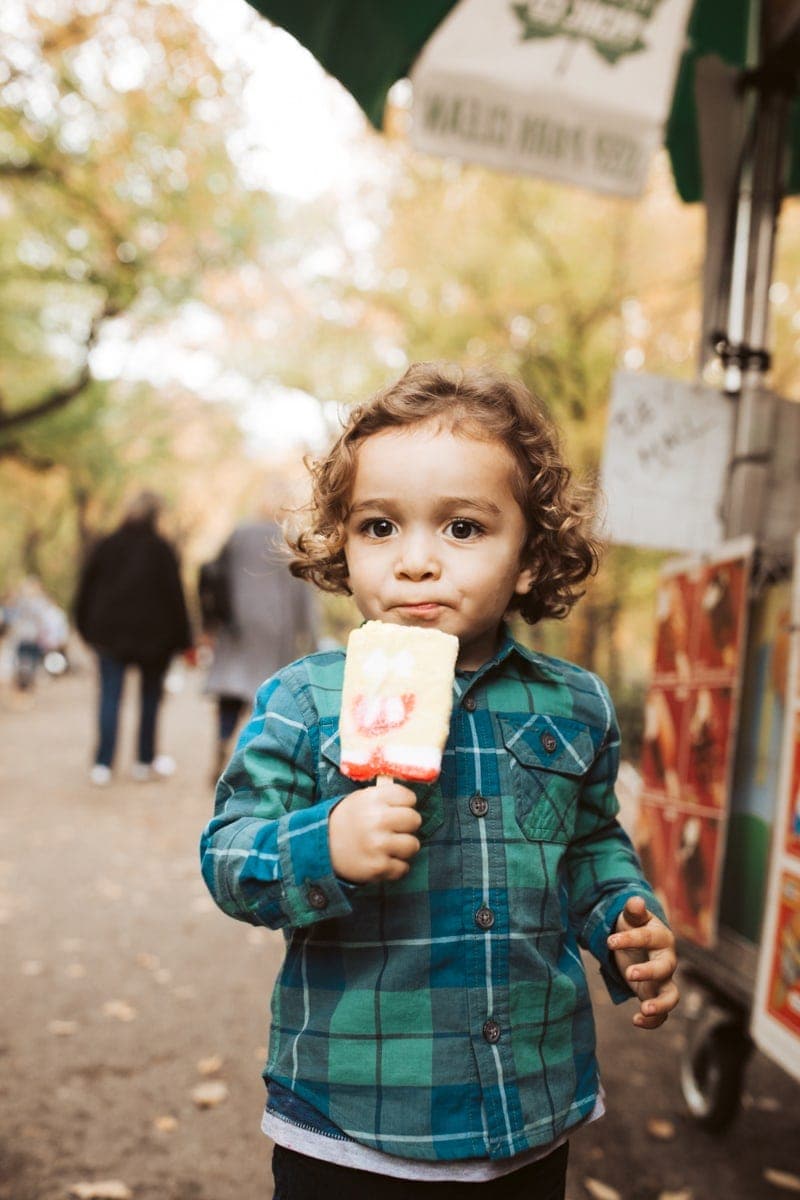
[75,490,192,786]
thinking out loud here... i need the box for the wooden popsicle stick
[377,773,393,785]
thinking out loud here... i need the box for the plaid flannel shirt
[200,628,665,1163]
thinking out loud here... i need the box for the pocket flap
[320,722,343,771]
[499,715,596,776]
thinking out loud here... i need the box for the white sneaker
[131,755,176,782]
[89,764,112,787]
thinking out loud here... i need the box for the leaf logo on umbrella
[512,0,665,65]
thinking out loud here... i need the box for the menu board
[752,536,800,1082]
[635,538,753,946]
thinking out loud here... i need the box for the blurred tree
[0,0,272,445]
[0,0,283,600]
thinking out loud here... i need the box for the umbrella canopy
[246,0,800,203]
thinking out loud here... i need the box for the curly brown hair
[286,362,600,624]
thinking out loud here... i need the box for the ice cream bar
[339,620,459,783]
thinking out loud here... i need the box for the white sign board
[410,0,693,196]
[600,371,734,553]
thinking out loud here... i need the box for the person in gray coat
[202,518,317,779]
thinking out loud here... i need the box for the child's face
[343,421,534,670]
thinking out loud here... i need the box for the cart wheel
[680,1017,752,1132]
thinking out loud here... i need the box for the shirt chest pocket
[499,715,597,843]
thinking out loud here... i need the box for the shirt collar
[458,624,564,689]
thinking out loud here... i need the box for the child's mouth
[396,603,445,620]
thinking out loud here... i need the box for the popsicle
[339,620,459,783]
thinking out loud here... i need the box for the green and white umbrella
[245,0,800,202]
[245,0,800,539]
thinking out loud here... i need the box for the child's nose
[394,532,441,580]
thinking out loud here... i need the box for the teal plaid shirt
[200,628,664,1163]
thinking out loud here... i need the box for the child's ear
[514,564,535,596]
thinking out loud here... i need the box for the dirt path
[2,663,799,1200]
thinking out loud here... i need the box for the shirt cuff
[277,796,356,926]
[584,886,668,1005]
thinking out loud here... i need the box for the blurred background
[3,2,800,1198]
[5,0,800,731]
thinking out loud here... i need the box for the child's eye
[447,519,483,541]
[360,518,396,539]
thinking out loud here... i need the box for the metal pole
[721,8,790,542]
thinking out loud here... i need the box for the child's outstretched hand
[607,896,679,1029]
[329,782,422,883]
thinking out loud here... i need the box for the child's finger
[608,926,659,953]
[621,895,649,927]
[383,785,419,807]
[387,805,423,834]
[633,980,680,1028]
[626,952,676,984]
[389,833,422,861]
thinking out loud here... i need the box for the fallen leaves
[67,1181,132,1200]
[191,1079,228,1109]
[646,1117,677,1141]
[764,1169,800,1193]
[153,1114,178,1133]
[47,1019,78,1036]
[584,1179,622,1200]
[101,999,137,1022]
[135,952,160,972]
[197,1054,223,1076]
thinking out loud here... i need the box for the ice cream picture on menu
[339,621,459,783]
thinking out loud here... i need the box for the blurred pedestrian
[74,490,192,786]
[201,500,318,781]
[3,576,62,693]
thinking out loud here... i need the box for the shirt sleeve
[565,674,668,1004]
[199,668,356,930]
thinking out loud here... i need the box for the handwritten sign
[600,371,734,553]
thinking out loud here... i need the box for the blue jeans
[95,653,167,768]
[271,1142,568,1199]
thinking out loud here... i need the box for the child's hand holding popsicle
[330,782,422,882]
[332,621,459,883]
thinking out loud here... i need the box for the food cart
[633,533,794,1126]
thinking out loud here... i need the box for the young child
[200,362,678,1199]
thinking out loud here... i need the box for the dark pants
[272,1142,568,1200]
[217,694,245,741]
[95,652,166,768]
[15,641,42,690]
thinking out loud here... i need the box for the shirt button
[475,906,495,930]
[469,793,489,818]
[307,885,328,911]
[482,1019,501,1044]
[463,695,477,712]
[540,731,558,754]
